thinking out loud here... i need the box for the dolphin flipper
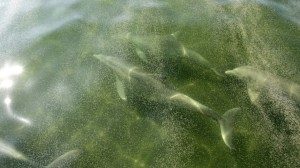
[115,75,127,101]
[135,48,149,63]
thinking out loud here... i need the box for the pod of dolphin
[94,32,300,151]
[2,32,299,166]
[93,54,239,150]
[93,32,241,149]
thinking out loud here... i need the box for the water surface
[0,0,299,167]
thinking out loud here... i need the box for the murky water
[0,0,299,167]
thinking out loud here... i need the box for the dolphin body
[94,54,240,149]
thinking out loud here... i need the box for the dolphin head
[226,66,271,94]
[225,66,260,82]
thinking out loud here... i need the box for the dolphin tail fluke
[218,107,240,149]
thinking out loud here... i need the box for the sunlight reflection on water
[0,63,31,126]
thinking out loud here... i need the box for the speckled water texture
[0,0,299,167]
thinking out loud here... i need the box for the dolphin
[116,32,223,76]
[225,66,300,149]
[94,54,240,149]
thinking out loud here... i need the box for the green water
[0,0,299,167]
